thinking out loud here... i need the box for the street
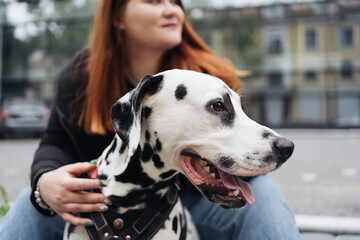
[0,129,360,218]
[271,129,360,217]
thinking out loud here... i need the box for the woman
[0,0,300,239]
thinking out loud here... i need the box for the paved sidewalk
[271,129,360,239]
[1,129,360,239]
[301,233,360,240]
[2,213,360,239]
[297,215,360,239]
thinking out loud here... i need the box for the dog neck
[97,135,178,211]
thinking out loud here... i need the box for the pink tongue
[218,170,255,204]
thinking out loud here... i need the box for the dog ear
[111,74,163,156]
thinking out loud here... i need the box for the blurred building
[0,0,96,102]
[0,0,359,128]
[189,0,360,127]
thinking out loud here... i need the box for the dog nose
[273,138,294,162]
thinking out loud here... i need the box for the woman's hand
[38,162,110,226]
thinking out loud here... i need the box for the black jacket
[30,51,115,215]
[30,51,202,216]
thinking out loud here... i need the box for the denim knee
[236,176,301,239]
[180,175,300,240]
[0,187,65,240]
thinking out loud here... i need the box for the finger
[69,191,108,204]
[61,212,93,226]
[64,162,97,175]
[65,178,102,191]
[65,203,109,213]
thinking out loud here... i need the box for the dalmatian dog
[64,69,294,240]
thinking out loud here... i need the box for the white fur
[64,69,291,240]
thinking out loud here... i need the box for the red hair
[81,0,241,134]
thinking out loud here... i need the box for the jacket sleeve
[30,51,89,215]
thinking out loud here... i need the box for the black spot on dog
[98,174,108,180]
[105,138,117,163]
[111,75,162,147]
[119,141,127,154]
[145,130,151,142]
[206,93,235,128]
[263,155,273,163]
[160,170,176,179]
[172,216,178,233]
[133,74,164,113]
[109,176,178,208]
[152,154,164,168]
[218,156,235,169]
[262,131,273,139]
[144,75,163,95]
[175,84,187,100]
[221,93,235,127]
[115,147,155,188]
[143,107,152,119]
[142,143,154,162]
[111,102,133,145]
[156,139,162,152]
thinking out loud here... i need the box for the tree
[188,7,262,71]
[3,0,95,99]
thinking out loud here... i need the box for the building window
[268,72,283,87]
[305,28,317,49]
[340,60,354,79]
[267,34,283,54]
[337,95,360,127]
[339,26,354,48]
[261,5,285,19]
[299,94,321,123]
[265,96,284,126]
[304,70,317,81]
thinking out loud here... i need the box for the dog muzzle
[179,155,255,209]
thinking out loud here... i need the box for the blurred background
[0,0,359,129]
[0,0,359,236]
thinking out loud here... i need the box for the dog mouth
[179,153,255,208]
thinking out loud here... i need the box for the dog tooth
[204,166,210,172]
[210,173,216,178]
[199,160,207,166]
[234,190,240,196]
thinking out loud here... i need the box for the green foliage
[188,8,262,70]
[0,185,10,216]
[3,0,95,81]
[222,14,262,67]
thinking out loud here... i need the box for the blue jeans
[180,175,300,240]
[0,175,300,240]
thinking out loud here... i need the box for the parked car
[0,98,50,138]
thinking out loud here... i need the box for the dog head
[111,69,294,208]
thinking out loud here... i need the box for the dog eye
[212,101,225,112]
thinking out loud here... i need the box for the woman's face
[119,0,185,52]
